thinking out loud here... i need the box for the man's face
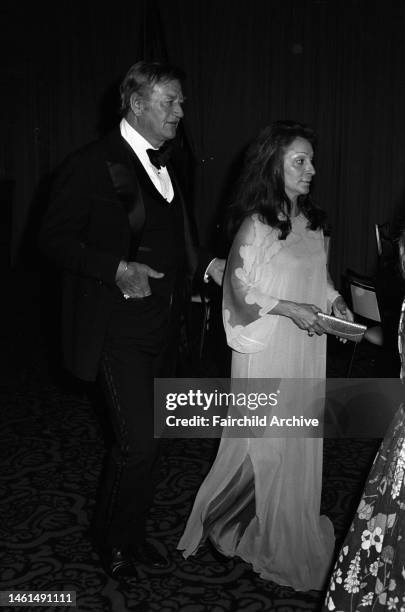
[135,79,184,148]
[283,137,315,202]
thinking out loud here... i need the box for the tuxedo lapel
[103,129,145,250]
[103,129,198,279]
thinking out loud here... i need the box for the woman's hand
[331,295,354,343]
[332,295,354,322]
[289,303,329,336]
[271,299,331,336]
[270,301,327,336]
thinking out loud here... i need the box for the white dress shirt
[120,118,174,203]
[120,118,216,281]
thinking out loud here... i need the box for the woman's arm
[223,216,327,350]
[326,271,354,322]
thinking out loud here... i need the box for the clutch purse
[317,313,367,343]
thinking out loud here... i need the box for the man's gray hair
[119,60,185,115]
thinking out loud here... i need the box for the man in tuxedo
[40,61,224,579]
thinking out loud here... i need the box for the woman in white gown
[178,120,353,591]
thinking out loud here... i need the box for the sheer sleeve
[326,272,340,313]
[324,236,340,312]
[222,215,282,353]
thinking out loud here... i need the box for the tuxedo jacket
[40,128,211,381]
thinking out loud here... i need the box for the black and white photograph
[1,1,405,610]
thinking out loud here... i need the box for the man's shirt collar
[120,118,158,155]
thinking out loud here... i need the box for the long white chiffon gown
[178,213,339,591]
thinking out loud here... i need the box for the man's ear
[130,93,144,117]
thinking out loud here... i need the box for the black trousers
[92,294,182,552]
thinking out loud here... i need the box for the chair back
[346,269,381,323]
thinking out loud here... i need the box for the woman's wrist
[270,299,298,319]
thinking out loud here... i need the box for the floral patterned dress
[323,299,405,611]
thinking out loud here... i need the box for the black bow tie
[146,144,172,170]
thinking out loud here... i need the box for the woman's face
[283,137,315,203]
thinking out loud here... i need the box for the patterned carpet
[0,299,388,612]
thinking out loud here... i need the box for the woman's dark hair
[226,120,326,241]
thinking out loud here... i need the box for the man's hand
[116,261,164,299]
[206,258,226,286]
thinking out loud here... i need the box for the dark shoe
[132,540,168,568]
[102,547,138,579]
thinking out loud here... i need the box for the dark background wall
[2,0,405,304]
